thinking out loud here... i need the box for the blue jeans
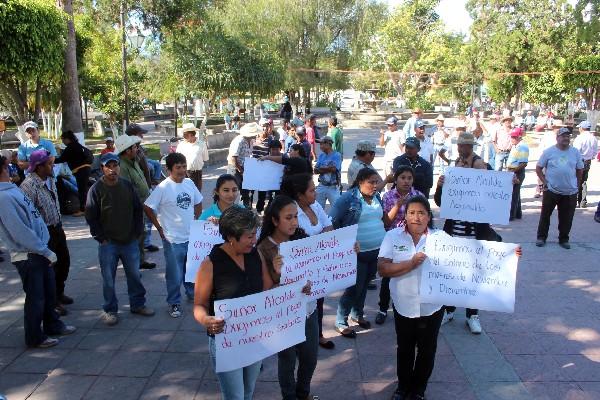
[14,254,65,346]
[98,240,146,313]
[316,185,340,210]
[336,249,379,327]
[208,336,262,400]
[162,239,194,305]
[495,151,509,171]
[144,216,153,247]
[278,311,319,400]
[147,159,162,181]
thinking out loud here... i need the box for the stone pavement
[1,128,600,400]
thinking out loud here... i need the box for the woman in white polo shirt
[377,195,442,400]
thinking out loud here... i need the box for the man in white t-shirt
[144,153,203,318]
[414,120,434,164]
[572,120,598,208]
[379,116,405,177]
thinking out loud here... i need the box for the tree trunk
[34,80,42,122]
[58,0,83,134]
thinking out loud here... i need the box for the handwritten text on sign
[185,220,224,282]
[419,231,519,313]
[214,283,306,372]
[280,225,358,300]
[440,167,513,225]
[242,157,285,191]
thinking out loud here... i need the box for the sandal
[335,326,357,338]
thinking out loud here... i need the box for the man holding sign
[434,132,497,334]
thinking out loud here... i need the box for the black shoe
[375,311,387,325]
[319,336,335,349]
[559,242,571,249]
[391,388,409,400]
[535,239,546,247]
[350,317,371,329]
[140,261,156,270]
[144,244,159,252]
[409,394,425,400]
[59,294,74,305]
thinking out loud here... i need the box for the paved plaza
[1,128,600,400]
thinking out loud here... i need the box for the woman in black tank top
[193,207,274,400]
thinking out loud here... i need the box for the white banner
[242,157,285,191]
[185,220,224,283]
[214,283,306,373]
[280,225,358,300]
[419,231,519,313]
[440,167,513,225]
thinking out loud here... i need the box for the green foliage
[562,55,600,109]
[522,73,567,105]
[407,96,435,112]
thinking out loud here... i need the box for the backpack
[82,145,94,165]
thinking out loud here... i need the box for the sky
[385,0,473,35]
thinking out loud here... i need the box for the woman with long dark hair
[257,195,317,400]
[55,130,92,216]
[198,173,240,222]
[280,173,335,349]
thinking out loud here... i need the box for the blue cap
[100,152,120,165]
[386,116,398,125]
[557,127,572,136]
[414,120,426,129]
[577,121,592,130]
[405,136,421,149]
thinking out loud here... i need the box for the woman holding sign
[193,207,274,400]
[257,195,318,400]
[330,167,390,338]
[281,173,335,349]
[378,195,442,400]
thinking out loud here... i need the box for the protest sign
[419,231,519,313]
[280,225,358,301]
[185,220,224,282]
[440,167,513,225]
[242,157,285,191]
[214,283,306,372]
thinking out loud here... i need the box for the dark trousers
[14,254,65,347]
[73,166,91,212]
[317,297,325,336]
[379,276,391,313]
[47,224,70,298]
[578,160,591,204]
[536,190,577,243]
[255,191,268,213]
[510,170,525,219]
[187,169,203,192]
[278,312,319,400]
[444,305,478,317]
[234,171,252,209]
[394,307,443,396]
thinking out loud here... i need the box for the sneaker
[140,261,156,270]
[101,311,119,326]
[441,311,454,325]
[467,315,482,334]
[57,325,77,336]
[131,306,155,316]
[37,337,59,348]
[559,242,571,249]
[169,304,182,318]
[144,244,159,252]
[375,311,387,325]
[535,239,546,247]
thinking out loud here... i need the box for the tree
[0,0,65,124]
[59,0,83,134]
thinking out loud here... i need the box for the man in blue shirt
[17,121,57,171]
[314,136,342,209]
[402,108,423,139]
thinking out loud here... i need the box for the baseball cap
[125,123,148,136]
[405,137,421,149]
[318,136,333,144]
[105,137,114,142]
[100,152,120,166]
[577,121,592,130]
[23,121,38,131]
[414,120,426,129]
[296,126,307,136]
[356,140,376,152]
[510,127,524,137]
[386,116,398,125]
[557,127,572,136]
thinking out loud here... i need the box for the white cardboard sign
[242,157,285,191]
[440,167,514,225]
[279,225,358,300]
[185,220,224,283]
[214,283,307,372]
[419,231,519,313]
